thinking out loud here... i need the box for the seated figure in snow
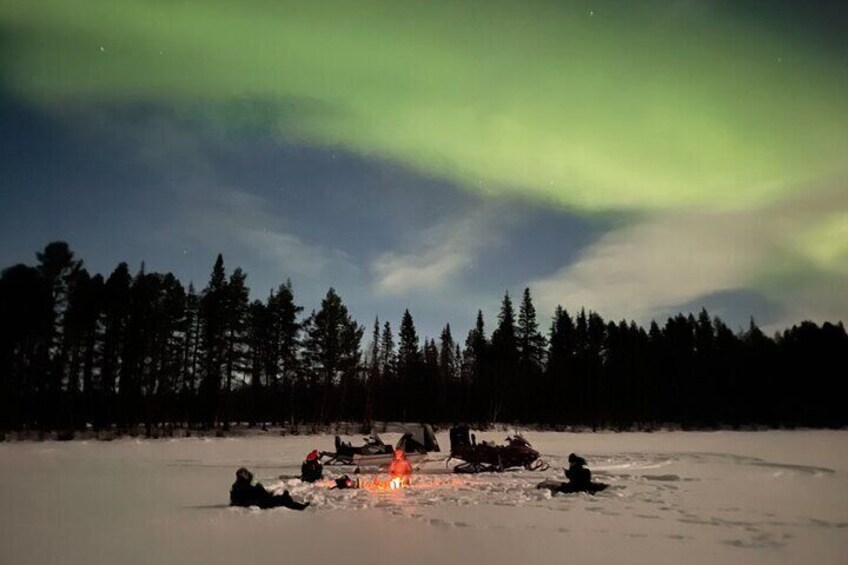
[537,453,608,495]
[565,453,592,488]
[301,450,323,483]
[388,449,413,486]
[230,467,310,510]
[331,474,360,489]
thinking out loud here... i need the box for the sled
[447,425,550,473]
[320,423,440,468]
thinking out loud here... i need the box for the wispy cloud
[531,182,848,328]
[102,111,361,291]
[371,209,498,296]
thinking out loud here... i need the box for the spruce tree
[36,241,82,427]
[199,254,227,427]
[490,292,518,422]
[379,320,397,419]
[221,268,250,429]
[397,309,421,420]
[516,288,546,422]
[463,310,488,422]
[438,324,458,419]
[302,288,363,423]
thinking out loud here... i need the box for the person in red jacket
[301,449,323,483]
[388,449,413,486]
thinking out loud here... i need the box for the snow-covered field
[1,430,846,565]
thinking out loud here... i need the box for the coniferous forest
[1,241,845,436]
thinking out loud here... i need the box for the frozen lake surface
[2,430,846,564]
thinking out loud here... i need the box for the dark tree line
[1,242,846,434]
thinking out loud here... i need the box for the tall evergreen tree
[463,310,488,422]
[302,288,363,423]
[199,254,228,427]
[379,321,396,378]
[490,292,518,422]
[265,280,303,423]
[422,337,440,421]
[180,283,201,406]
[365,317,381,426]
[65,271,104,429]
[221,268,250,430]
[438,324,458,420]
[36,242,82,427]
[516,288,546,421]
[378,320,397,420]
[397,309,421,420]
[245,299,268,426]
[547,306,575,424]
[99,263,131,427]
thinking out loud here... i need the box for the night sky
[2,1,847,338]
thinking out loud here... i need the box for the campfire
[355,475,408,491]
[338,448,413,492]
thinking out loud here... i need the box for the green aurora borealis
[2,0,847,323]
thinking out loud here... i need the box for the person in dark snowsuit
[537,453,608,495]
[565,453,592,489]
[301,450,323,483]
[230,468,310,510]
[330,474,360,489]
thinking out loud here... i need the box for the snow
[1,430,847,565]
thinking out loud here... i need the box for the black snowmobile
[447,425,549,473]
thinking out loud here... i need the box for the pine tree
[302,288,363,423]
[365,317,381,426]
[378,320,396,420]
[199,254,227,427]
[516,288,546,422]
[438,324,457,420]
[490,292,518,422]
[547,306,575,424]
[266,280,303,424]
[422,338,440,421]
[463,310,488,422]
[99,263,131,427]
[36,241,82,428]
[221,268,250,430]
[181,283,201,395]
[63,269,104,429]
[397,310,421,420]
[379,321,396,378]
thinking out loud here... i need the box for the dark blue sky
[1,94,620,338]
[2,1,846,339]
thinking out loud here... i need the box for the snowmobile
[447,425,550,473]
[320,423,440,467]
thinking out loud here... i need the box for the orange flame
[356,475,409,491]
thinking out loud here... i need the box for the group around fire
[229,424,608,510]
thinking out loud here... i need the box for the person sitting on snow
[230,467,310,510]
[388,449,413,486]
[331,474,360,489]
[301,450,323,483]
[537,453,607,495]
[565,453,592,488]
